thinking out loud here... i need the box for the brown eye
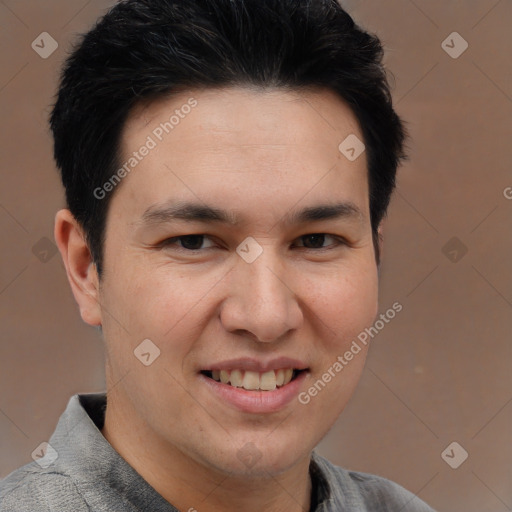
[160,235,216,251]
[179,235,206,250]
[301,234,327,249]
[296,234,344,249]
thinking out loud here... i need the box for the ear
[54,209,102,327]
[377,220,385,258]
[375,220,385,272]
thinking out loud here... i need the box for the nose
[219,252,303,342]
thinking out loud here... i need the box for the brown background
[1,1,511,511]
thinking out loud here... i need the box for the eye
[294,233,346,249]
[159,235,216,251]
[157,233,346,253]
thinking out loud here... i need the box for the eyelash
[158,234,348,252]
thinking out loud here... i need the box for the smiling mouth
[201,368,307,391]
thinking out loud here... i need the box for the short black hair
[50,0,407,274]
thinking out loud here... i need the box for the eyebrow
[139,200,363,227]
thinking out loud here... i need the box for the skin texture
[55,87,380,512]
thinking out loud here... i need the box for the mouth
[200,368,307,392]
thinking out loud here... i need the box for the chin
[221,436,309,478]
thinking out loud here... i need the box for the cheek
[302,262,379,346]
[296,265,377,423]
[102,262,223,348]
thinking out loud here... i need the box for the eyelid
[158,235,216,251]
[293,234,348,249]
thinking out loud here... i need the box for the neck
[101,389,313,512]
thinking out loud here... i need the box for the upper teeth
[211,369,294,391]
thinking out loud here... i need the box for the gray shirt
[0,393,436,511]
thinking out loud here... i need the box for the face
[91,87,378,476]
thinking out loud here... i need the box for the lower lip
[199,371,308,414]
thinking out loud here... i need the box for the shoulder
[312,452,437,511]
[0,463,89,512]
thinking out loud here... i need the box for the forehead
[114,86,368,223]
[123,86,362,152]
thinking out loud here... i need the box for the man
[0,0,436,510]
